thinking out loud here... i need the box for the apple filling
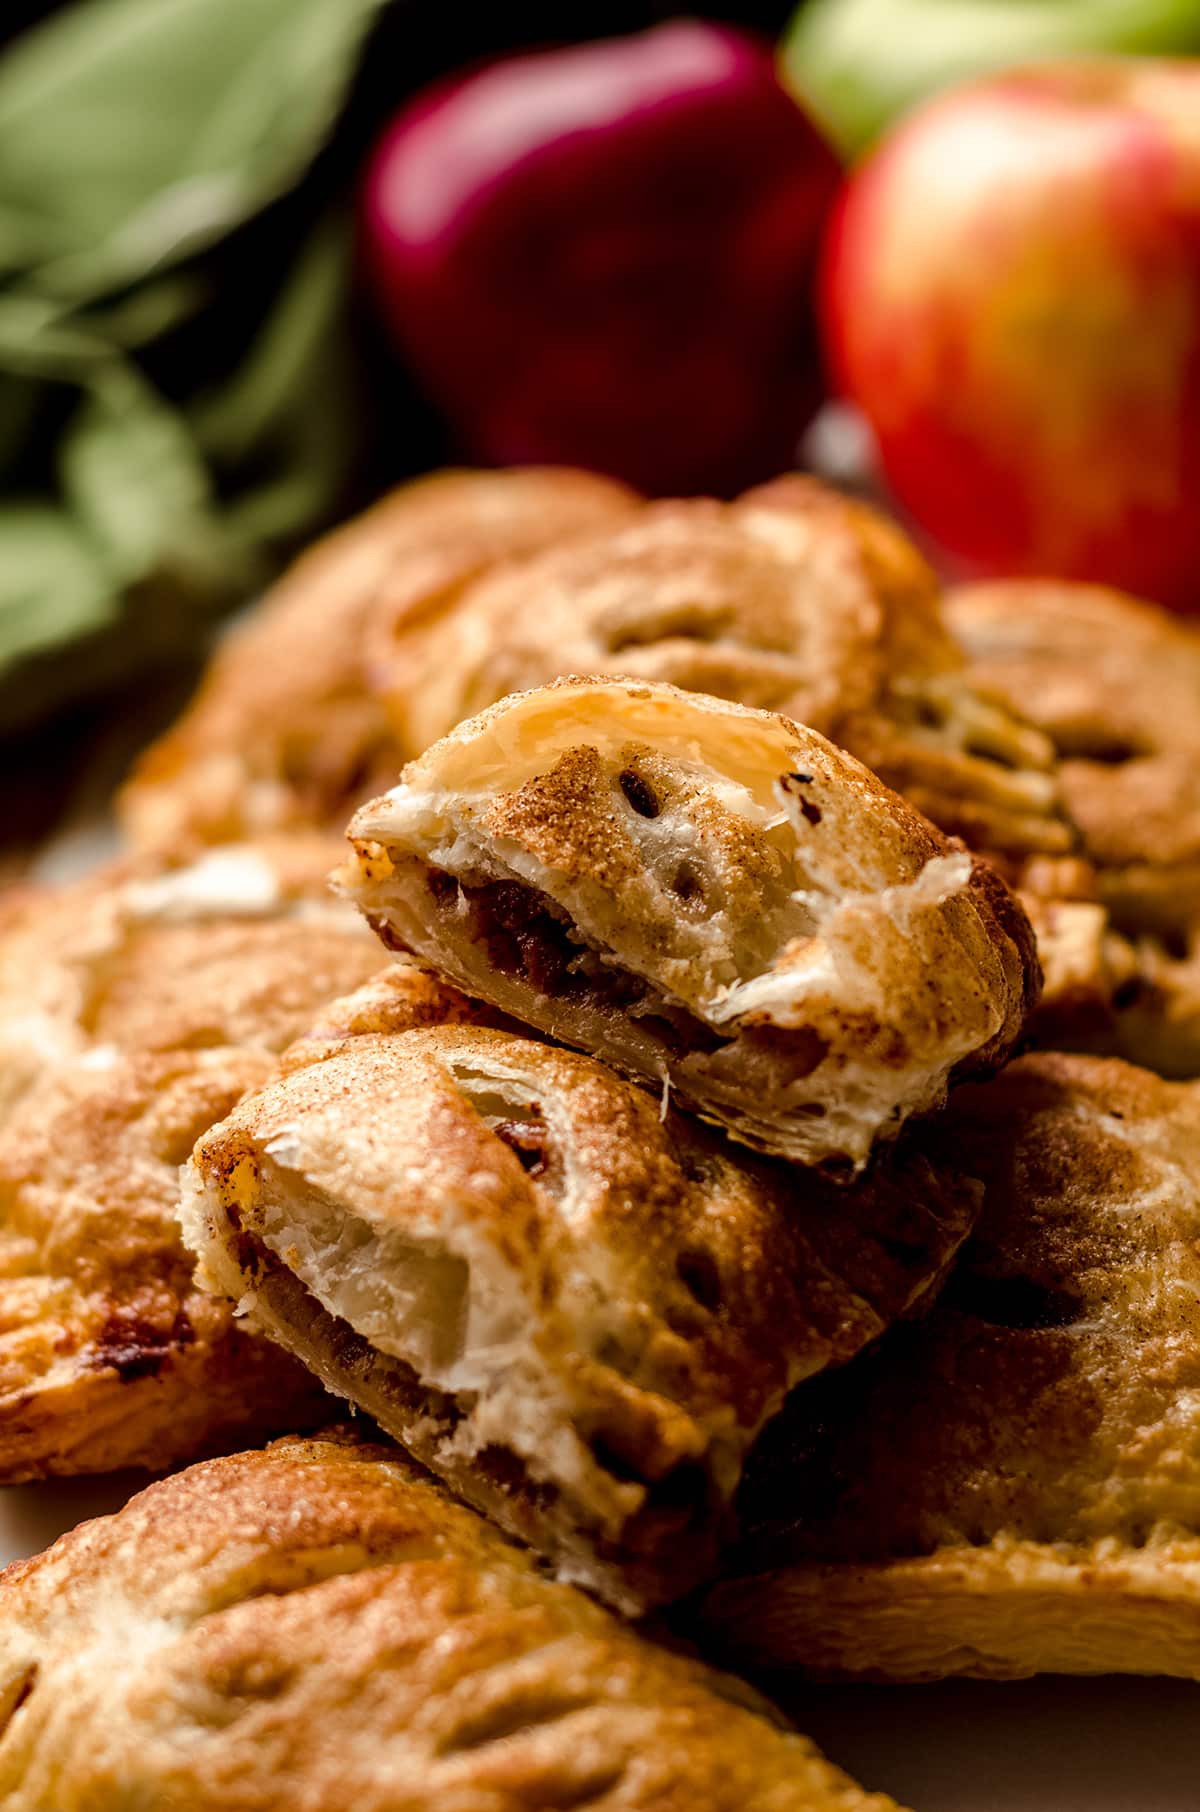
[225,1225,714,1591]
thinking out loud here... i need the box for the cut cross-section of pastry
[181,1019,978,1612]
[703,1052,1200,1682]
[340,678,1040,1169]
[383,475,1066,864]
[119,466,639,854]
[0,833,381,1121]
[0,1430,911,1812]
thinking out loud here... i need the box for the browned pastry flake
[0,1431,907,1812]
[182,1014,976,1613]
[119,467,639,854]
[703,1052,1200,1681]
[340,678,1040,1170]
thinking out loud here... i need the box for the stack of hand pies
[3,468,1199,1809]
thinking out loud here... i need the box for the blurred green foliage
[0,0,800,732]
[782,0,1200,155]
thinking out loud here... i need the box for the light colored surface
[2,1482,1198,1807]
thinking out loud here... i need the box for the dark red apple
[362,22,840,497]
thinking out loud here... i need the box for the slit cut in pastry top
[339,678,1040,1170]
[0,1432,919,1812]
[700,1051,1200,1682]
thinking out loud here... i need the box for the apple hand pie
[340,678,1039,1169]
[119,467,638,854]
[383,474,1067,865]
[0,836,403,1478]
[0,832,381,1120]
[0,1431,908,1812]
[703,1052,1200,1682]
[949,580,1200,1074]
[181,1009,977,1613]
[0,1046,328,1480]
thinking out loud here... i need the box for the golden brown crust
[341,677,1040,1169]
[702,1052,1200,1680]
[182,1009,977,1612]
[948,581,1200,1072]
[384,477,1065,863]
[0,835,395,1479]
[0,1048,327,1480]
[0,834,381,1119]
[118,468,639,854]
[948,580,1200,923]
[276,958,513,1073]
[0,1432,907,1812]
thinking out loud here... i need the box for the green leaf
[192,209,358,548]
[0,0,388,301]
[60,357,245,596]
[782,0,1200,155]
[0,0,394,726]
[0,503,115,667]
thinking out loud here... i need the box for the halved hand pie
[119,467,638,854]
[703,1052,1200,1681]
[384,476,1066,864]
[181,1014,977,1612]
[340,678,1040,1169]
[0,1430,910,1812]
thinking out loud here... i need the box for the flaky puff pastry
[0,833,381,1118]
[0,1431,906,1812]
[384,476,1066,864]
[181,993,976,1613]
[0,836,388,1478]
[703,1052,1200,1682]
[119,467,638,854]
[340,678,1039,1170]
[949,581,1200,1074]
[0,1047,327,1480]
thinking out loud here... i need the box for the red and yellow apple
[822,60,1200,608]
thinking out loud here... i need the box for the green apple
[782,0,1200,153]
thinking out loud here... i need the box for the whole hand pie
[181,997,977,1612]
[384,476,1066,865]
[0,836,389,1478]
[119,467,638,854]
[340,678,1040,1169]
[702,1052,1200,1682]
[0,1046,327,1480]
[0,1431,907,1812]
[0,833,381,1120]
[948,580,1200,1074]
